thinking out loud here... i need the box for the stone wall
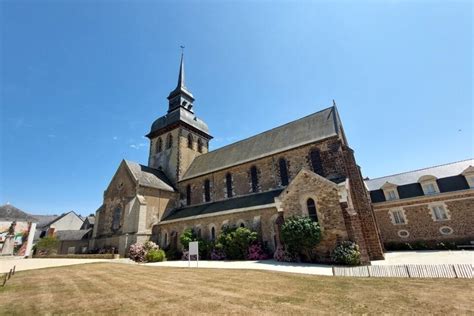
[374,191,474,244]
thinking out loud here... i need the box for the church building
[91,54,385,263]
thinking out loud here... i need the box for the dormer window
[462,165,474,188]
[381,182,399,201]
[418,175,439,195]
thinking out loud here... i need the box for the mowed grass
[0,263,472,315]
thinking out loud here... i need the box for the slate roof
[162,189,283,221]
[365,159,474,191]
[56,229,92,241]
[182,106,342,180]
[40,211,83,228]
[0,204,38,222]
[148,107,210,138]
[124,160,175,192]
[33,215,60,228]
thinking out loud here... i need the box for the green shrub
[216,226,257,260]
[35,236,59,255]
[281,216,321,261]
[146,249,166,262]
[331,241,361,265]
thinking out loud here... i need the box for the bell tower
[146,52,212,186]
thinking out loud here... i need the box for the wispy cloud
[129,143,147,150]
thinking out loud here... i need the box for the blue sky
[1,1,472,216]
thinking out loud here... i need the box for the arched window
[240,222,245,228]
[250,166,259,193]
[186,184,191,206]
[166,134,173,149]
[226,173,233,198]
[164,232,168,246]
[197,139,203,153]
[309,149,324,176]
[156,138,162,153]
[204,179,211,202]
[197,228,202,239]
[187,133,193,149]
[307,198,318,222]
[279,158,289,186]
[211,226,216,241]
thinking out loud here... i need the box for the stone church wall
[178,136,346,207]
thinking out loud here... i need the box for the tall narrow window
[226,173,233,198]
[211,226,216,241]
[431,205,449,221]
[250,166,259,193]
[306,198,318,222]
[166,134,173,149]
[156,138,162,153]
[187,134,193,149]
[204,179,211,202]
[390,209,406,225]
[197,139,203,153]
[309,149,324,176]
[279,158,289,186]
[186,184,191,206]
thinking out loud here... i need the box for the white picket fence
[333,264,473,278]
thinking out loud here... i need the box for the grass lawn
[1,263,472,315]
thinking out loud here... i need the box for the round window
[397,230,410,238]
[439,226,453,235]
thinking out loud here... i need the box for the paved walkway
[1,250,472,275]
[0,257,133,273]
[373,250,473,265]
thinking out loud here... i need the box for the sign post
[188,241,199,268]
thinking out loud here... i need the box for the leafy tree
[281,216,321,261]
[35,236,59,255]
[179,228,197,250]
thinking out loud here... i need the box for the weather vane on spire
[180,45,185,54]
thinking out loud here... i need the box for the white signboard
[188,241,199,267]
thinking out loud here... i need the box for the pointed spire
[177,46,185,89]
[167,46,194,113]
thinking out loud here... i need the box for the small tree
[179,228,197,250]
[35,236,59,256]
[281,216,321,261]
